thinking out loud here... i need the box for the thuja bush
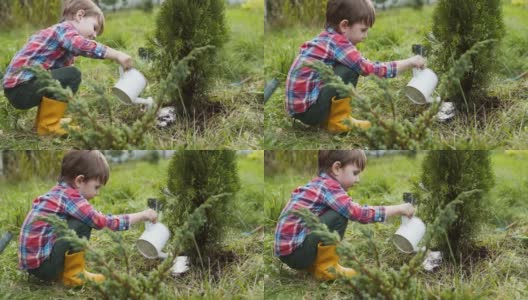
[266,0,327,27]
[264,150,318,176]
[292,194,472,299]
[431,0,504,112]
[265,0,282,25]
[151,0,228,114]
[417,151,494,261]
[283,0,327,26]
[0,0,61,30]
[0,1,10,29]
[27,46,211,149]
[307,40,492,149]
[39,194,225,300]
[412,0,424,10]
[165,151,240,260]
[2,150,63,182]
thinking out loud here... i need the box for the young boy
[285,0,425,133]
[2,0,133,136]
[18,150,157,287]
[274,150,415,281]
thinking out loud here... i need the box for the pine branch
[303,39,493,149]
[24,46,212,148]
[35,192,229,299]
[290,192,467,298]
[68,46,211,148]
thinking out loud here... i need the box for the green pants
[27,218,91,282]
[279,209,348,270]
[293,64,359,126]
[3,66,81,109]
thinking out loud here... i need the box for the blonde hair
[62,0,105,35]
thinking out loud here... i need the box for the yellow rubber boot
[62,251,105,287]
[323,96,371,133]
[36,96,68,136]
[33,105,71,131]
[307,243,357,281]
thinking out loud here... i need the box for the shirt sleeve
[322,182,386,223]
[56,25,107,59]
[332,35,397,79]
[63,190,130,231]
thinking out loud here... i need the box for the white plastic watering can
[392,192,426,253]
[392,216,426,253]
[404,68,439,105]
[112,67,153,107]
[136,222,170,259]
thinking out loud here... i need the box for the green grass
[264,4,528,149]
[0,152,264,299]
[264,151,528,299]
[0,5,263,149]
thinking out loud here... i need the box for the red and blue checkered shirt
[285,27,398,115]
[3,21,107,89]
[18,182,130,270]
[274,173,386,257]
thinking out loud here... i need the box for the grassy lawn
[0,151,264,299]
[263,151,528,299]
[0,4,263,149]
[264,4,528,149]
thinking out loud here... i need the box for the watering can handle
[402,192,416,222]
[145,221,152,231]
[412,68,419,77]
[119,66,124,78]
[403,192,415,205]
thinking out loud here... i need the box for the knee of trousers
[66,67,82,93]
[67,218,91,237]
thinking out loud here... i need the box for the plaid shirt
[3,21,107,89]
[285,27,398,115]
[274,173,386,257]
[18,182,130,270]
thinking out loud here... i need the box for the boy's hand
[396,55,426,73]
[410,55,425,69]
[399,203,415,218]
[116,51,133,71]
[104,48,134,70]
[143,209,158,223]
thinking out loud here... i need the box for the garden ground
[263,151,528,299]
[0,4,263,149]
[264,3,528,149]
[0,151,264,299]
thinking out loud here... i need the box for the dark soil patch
[474,95,503,121]
[458,246,494,274]
[188,249,238,280]
[449,94,505,127]
[166,100,227,132]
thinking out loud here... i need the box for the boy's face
[342,21,369,45]
[333,163,362,190]
[74,11,101,40]
[77,178,103,200]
